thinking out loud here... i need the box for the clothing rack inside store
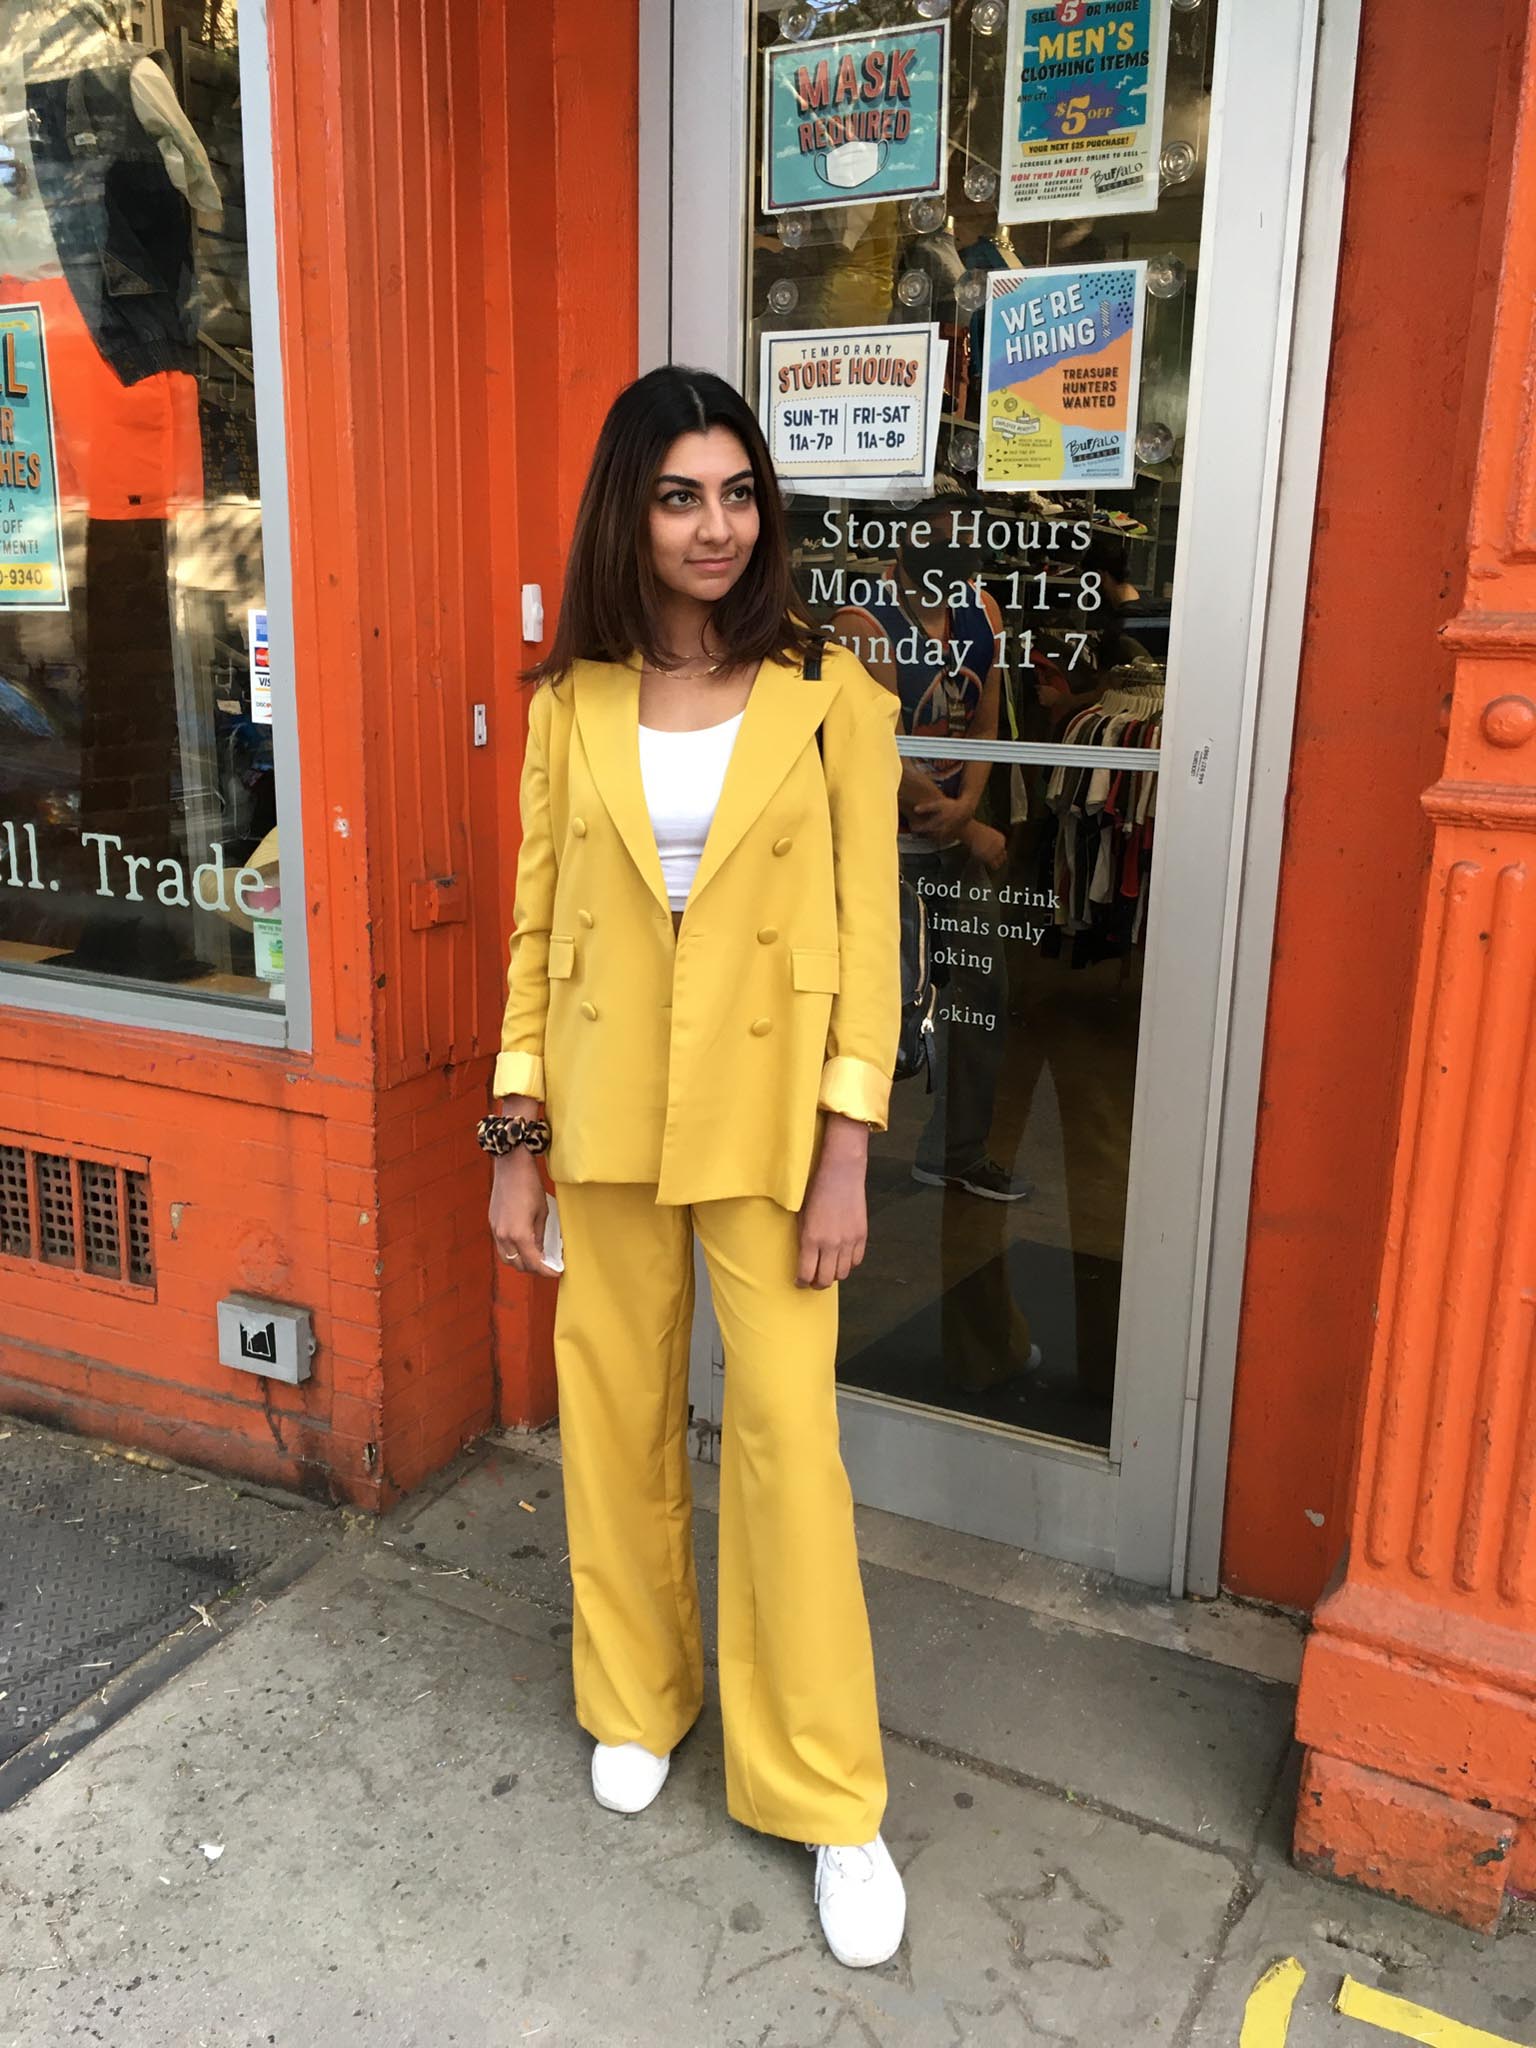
[1041,670,1165,960]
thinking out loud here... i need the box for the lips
[689,558,736,571]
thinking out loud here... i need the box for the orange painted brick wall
[0,1030,385,1500]
[0,0,640,1501]
[484,0,641,1428]
[1222,0,1524,1607]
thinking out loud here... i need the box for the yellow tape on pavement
[1241,1957,1307,2045]
[1336,1976,1529,2047]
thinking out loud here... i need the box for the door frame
[639,0,1361,1591]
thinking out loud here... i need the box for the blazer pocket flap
[791,947,840,995]
[547,936,576,979]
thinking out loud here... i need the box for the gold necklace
[648,653,727,680]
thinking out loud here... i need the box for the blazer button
[772,836,792,857]
[577,909,595,928]
[757,926,778,945]
[750,1017,773,1037]
[580,1001,598,1021]
[571,816,588,838]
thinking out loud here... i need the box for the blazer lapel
[689,651,836,907]
[572,659,671,914]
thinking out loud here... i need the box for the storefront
[662,0,1354,1593]
[0,0,551,1500]
[0,0,1532,1925]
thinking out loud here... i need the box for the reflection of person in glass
[831,492,1031,1203]
[0,0,226,977]
[488,367,907,1969]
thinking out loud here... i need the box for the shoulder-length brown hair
[526,365,815,684]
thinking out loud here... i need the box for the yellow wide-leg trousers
[551,1180,887,1847]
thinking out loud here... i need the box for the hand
[488,1148,560,1280]
[966,822,1009,872]
[797,1118,870,1289]
[910,792,974,842]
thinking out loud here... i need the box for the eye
[727,484,757,505]
[658,488,696,509]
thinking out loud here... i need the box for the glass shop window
[0,1,285,1008]
[750,0,1212,1448]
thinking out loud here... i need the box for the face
[647,427,761,604]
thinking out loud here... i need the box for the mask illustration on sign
[814,137,890,189]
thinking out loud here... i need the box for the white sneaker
[591,1741,671,1814]
[810,1833,906,1967]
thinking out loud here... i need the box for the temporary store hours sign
[763,22,950,212]
[1000,0,1171,224]
[759,324,945,498]
[0,305,67,611]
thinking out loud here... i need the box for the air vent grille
[0,1145,29,1258]
[0,1138,154,1290]
[35,1152,74,1266]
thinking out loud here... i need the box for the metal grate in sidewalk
[0,1421,319,1765]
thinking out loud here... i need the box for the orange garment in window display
[0,272,201,519]
[817,205,899,326]
[0,13,220,520]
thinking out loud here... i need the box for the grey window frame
[0,0,309,1057]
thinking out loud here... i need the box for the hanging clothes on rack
[1042,675,1164,964]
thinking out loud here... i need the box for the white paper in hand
[542,1195,565,1274]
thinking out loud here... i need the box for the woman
[483,365,906,1969]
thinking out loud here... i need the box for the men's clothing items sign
[0,305,68,611]
[980,262,1146,490]
[763,23,949,213]
[759,325,945,498]
[1000,0,1170,224]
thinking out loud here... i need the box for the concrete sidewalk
[0,1417,1531,2047]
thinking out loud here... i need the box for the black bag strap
[806,629,831,756]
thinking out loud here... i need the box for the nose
[696,492,732,546]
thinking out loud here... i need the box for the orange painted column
[485,0,640,1428]
[1221,0,1513,1613]
[1293,0,1536,1931]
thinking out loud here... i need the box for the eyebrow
[655,469,756,488]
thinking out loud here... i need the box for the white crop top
[638,712,744,911]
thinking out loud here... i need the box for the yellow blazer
[494,641,902,1208]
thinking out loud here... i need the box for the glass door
[654,0,1327,1585]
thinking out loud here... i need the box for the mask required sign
[762,21,950,213]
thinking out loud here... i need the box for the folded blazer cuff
[818,1055,892,1132]
[493,1049,546,1102]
